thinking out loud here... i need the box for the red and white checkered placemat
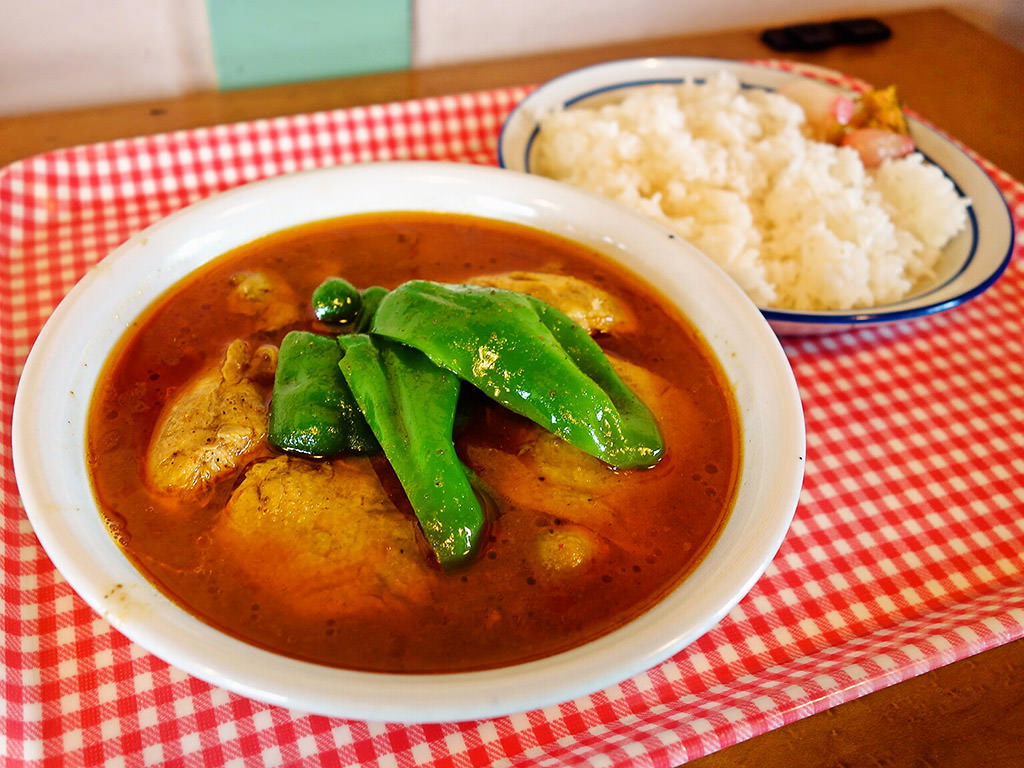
[2,63,1023,767]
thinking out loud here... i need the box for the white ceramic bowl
[13,161,804,722]
[498,57,1015,336]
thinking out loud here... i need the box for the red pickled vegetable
[840,127,915,167]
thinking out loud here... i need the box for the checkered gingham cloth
[2,61,1023,768]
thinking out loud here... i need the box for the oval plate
[498,57,1015,335]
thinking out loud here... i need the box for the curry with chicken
[87,212,740,672]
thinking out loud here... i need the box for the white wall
[411,0,1024,64]
[1,0,1021,118]
[0,0,215,116]
[412,0,900,65]
[952,0,1024,50]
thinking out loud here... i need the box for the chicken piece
[465,356,692,558]
[467,427,626,554]
[243,342,279,384]
[145,339,272,498]
[467,271,634,334]
[533,524,604,577]
[212,455,437,618]
[227,269,302,331]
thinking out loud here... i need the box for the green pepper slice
[370,281,664,469]
[353,285,388,334]
[337,333,485,568]
[524,294,663,465]
[267,331,378,457]
[312,277,363,325]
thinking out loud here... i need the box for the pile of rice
[531,72,970,310]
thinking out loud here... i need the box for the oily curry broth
[87,211,740,673]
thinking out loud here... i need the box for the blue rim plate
[497,57,1015,336]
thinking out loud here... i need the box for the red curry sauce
[86,212,740,672]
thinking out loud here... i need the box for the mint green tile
[206,0,411,90]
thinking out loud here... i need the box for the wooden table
[3,7,1022,765]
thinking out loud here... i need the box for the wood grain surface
[3,8,1023,765]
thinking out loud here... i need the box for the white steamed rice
[531,72,970,310]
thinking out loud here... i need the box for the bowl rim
[12,160,805,722]
[496,56,1015,334]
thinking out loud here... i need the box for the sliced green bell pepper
[370,281,664,469]
[337,333,485,569]
[267,331,378,457]
[353,285,388,334]
[312,277,362,326]
[524,293,664,466]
